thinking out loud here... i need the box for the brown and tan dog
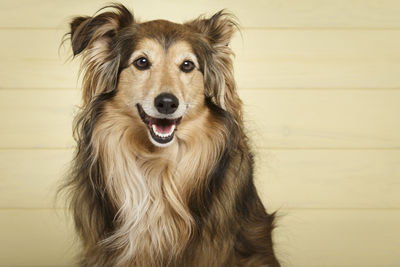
[61,4,279,266]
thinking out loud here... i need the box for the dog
[62,4,279,266]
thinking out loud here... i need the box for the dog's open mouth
[136,104,182,145]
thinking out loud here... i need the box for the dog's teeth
[152,124,175,138]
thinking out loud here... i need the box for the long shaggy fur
[61,4,280,267]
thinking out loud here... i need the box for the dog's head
[69,4,240,148]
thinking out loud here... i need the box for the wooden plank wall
[1,1,399,266]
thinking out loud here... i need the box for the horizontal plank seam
[240,87,400,91]
[0,207,68,212]
[0,88,79,91]
[4,266,69,267]
[0,147,75,150]
[245,27,400,31]
[277,207,400,211]
[254,147,400,150]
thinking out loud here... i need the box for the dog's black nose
[154,93,179,114]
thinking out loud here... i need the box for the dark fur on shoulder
[61,4,280,266]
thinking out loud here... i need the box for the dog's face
[118,35,205,147]
[70,5,240,148]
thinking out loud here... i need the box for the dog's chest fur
[91,107,226,266]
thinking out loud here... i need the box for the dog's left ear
[185,11,242,121]
[187,10,236,47]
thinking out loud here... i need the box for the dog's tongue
[154,123,174,134]
[150,118,176,135]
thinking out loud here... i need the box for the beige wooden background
[1,0,400,266]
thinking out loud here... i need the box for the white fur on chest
[100,145,195,265]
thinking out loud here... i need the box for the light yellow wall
[1,1,399,266]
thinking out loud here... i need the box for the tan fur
[90,103,225,266]
[61,4,279,266]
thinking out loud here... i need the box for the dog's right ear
[69,16,92,56]
[69,4,134,56]
[67,4,135,104]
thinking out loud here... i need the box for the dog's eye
[133,57,151,70]
[180,60,195,73]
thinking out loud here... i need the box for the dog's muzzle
[136,94,182,146]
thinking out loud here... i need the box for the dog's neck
[89,107,227,265]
